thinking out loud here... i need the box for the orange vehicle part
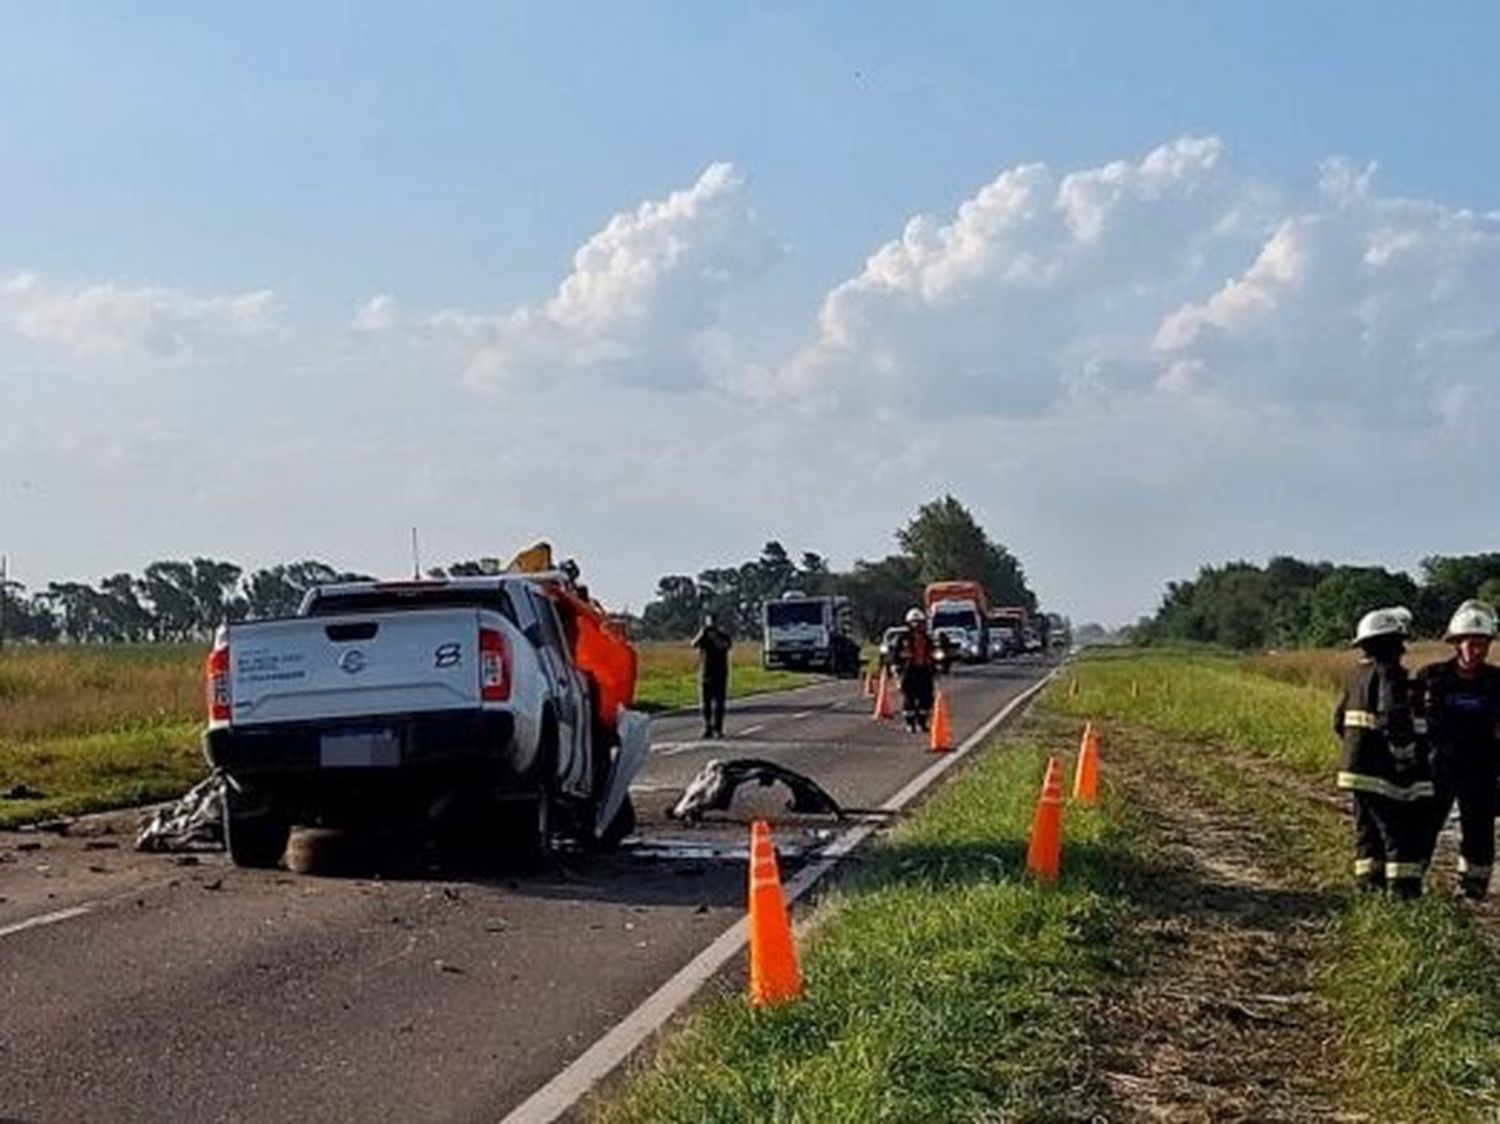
[547,586,638,731]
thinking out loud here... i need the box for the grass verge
[1048,648,1500,1121]
[596,716,1134,1123]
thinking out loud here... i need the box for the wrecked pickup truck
[202,572,646,868]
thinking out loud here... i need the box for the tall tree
[897,495,1035,610]
[838,554,922,641]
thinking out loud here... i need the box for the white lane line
[651,742,708,758]
[736,724,765,736]
[500,664,1064,1124]
[0,904,95,940]
[790,710,814,720]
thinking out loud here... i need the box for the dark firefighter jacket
[1334,659,1434,802]
[1413,659,1500,774]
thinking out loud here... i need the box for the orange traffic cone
[928,689,953,753]
[1025,756,1065,882]
[1073,722,1099,805]
[873,669,895,720]
[748,820,803,1008]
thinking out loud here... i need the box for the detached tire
[224,787,290,869]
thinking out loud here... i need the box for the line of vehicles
[762,583,1070,675]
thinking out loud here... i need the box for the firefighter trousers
[1428,759,1497,898]
[1353,791,1429,898]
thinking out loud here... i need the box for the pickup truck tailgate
[228,609,484,725]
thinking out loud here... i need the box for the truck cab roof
[299,574,558,622]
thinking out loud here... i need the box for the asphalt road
[0,657,1053,1124]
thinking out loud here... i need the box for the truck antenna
[411,527,422,579]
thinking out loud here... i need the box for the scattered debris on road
[668,758,843,823]
[135,775,226,853]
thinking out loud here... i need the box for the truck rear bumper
[205,710,517,778]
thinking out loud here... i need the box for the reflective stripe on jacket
[1334,658,1431,801]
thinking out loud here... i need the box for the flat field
[0,640,811,828]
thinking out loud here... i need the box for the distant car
[878,626,906,668]
[879,625,956,674]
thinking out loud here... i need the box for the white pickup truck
[202,575,645,868]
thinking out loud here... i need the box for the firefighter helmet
[1444,600,1497,642]
[905,608,925,626]
[1351,606,1411,647]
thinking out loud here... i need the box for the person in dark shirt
[1414,600,1500,899]
[691,614,733,739]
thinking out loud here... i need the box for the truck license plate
[320,729,401,767]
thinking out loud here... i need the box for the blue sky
[3,3,1499,624]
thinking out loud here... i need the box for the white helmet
[905,608,926,626]
[1444,600,1497,642]
[1351,606,1411,647]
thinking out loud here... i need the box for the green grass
[632,642,815,712]
[1050,647,1336,775]
[598,723,1135,1123]
[1049,648,1500,1121]
[0,723,205,828]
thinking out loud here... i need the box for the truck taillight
[206,642,231,723]
[479,628,511,702]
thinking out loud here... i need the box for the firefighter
[1413,600,1500,899]
[1334,606,1433,898]
[892,608,939,733]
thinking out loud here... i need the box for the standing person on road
[892,607,939,733]
[1413,600,1500,900]
[1334,606,1433,898]
[692,613,733,739]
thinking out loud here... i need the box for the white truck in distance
[929,599,989,663]
[761,593,861,677]
[203,575,644,868]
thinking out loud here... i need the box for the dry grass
[1248,641,1480,692]
[0,646,203,741]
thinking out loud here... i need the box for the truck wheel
[224,789,290,869]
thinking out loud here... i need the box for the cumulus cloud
[355,162,780,391]
[0,273,276,360]
[746,139,1498,435]
[1154,163,1500,424]
[757,137,1256,414]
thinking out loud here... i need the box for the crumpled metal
[135,775,226,852]
[669,758,843,823]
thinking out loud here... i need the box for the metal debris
[135,775,226,852]
[668,758,843,823]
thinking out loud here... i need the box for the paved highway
[0,657,1053,1124]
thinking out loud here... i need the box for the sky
[2,2,1499,626]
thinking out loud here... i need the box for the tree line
[0,560,379,645]
[1133,554,1500,650]
[639,495,1037,640]
[0,495,1038,646]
